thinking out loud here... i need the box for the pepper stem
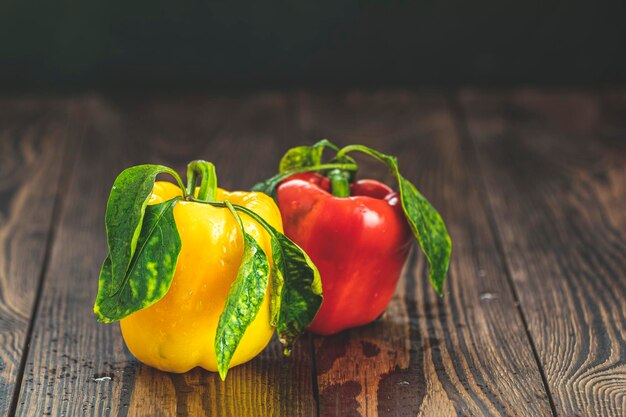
[327,169,351,197]
[224,200,245,236]
[186,160,218,202]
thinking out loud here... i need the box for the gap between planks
[446,92,558,416]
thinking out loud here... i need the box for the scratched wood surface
[0,99,75,417]
[459,90,626,417]
[0,90,624,416]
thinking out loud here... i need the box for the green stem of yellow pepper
[224,200,245,233]
[186,160,218,202]
[189,198,278,240]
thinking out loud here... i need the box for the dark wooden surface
[0,90,624,416]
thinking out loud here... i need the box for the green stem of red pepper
[335,144,375,161]
[327,169,351,197]
[251,162,359,196]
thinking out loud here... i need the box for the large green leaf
[269,229,322,353]
[338,145,451,295]
[230,204,322,355]
[215,232,270,380]
[278,139,337,173]
[397,176,451,295]
[105,164,179,295]
[95,197,182,322]
[269,236,285,327]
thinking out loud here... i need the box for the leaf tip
[218,366,228,381]
[93,306,112,323]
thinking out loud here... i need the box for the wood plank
[13,94,317,416]
[296,91,553,416]
[459,90,626,417]
[0,99,75,417]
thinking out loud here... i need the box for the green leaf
[94,197,182,322]
[397,175,451,295]
[269,229,322,353]
[215,225,270,380]
[278,139,338,173]
[269,236,285,327]
[105,164,180,296]
[228,204,322,355]
[337,145,451,295]
[252,140,339,196]
[250,175,284,198]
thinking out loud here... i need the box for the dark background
[1,0,625,91]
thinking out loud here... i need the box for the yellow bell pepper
[120,181,282,373]
[94,160,322,379]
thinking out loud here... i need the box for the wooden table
[1,90,624,417]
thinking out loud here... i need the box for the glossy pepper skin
[120,181,282,373]
[276,173,413,335]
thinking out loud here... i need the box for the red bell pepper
[252,140,451,335]
[276,173,413,334]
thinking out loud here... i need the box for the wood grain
[459,90,626,417]
[13,94,317,417]
[296,91,553,416]
[0,99,75,417]
[5,90,623,416]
